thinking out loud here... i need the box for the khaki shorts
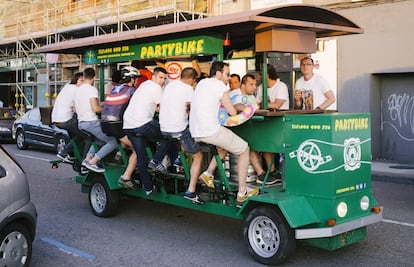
[195,126,248,155]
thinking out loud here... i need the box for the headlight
[360,196,370,211]
[337,202,348,218]
[0,127,11,132]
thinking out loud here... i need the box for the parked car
[0,107,16,142]
[0,144,37,266]
[12,107,70,154]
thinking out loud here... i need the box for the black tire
[0,223,33,267]
[16,130,28,150]
[244,206,296,265]
[89,176,120,217]
[55,135,67,154]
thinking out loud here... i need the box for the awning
[34,5,363,55]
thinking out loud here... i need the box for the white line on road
[382,219,414,228]
[15,153,52,162]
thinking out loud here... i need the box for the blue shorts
[162,127,200,155]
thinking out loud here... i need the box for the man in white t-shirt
[159,67,203,204]
[189,61,259,203]
[255,64,289,110]
[123,67,176,196]
[295,57,335,110]
[74,67,118,173]
[52,72,90,163]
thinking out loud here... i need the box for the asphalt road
[2,144,413,267]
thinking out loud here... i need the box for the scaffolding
[0,0,208,109]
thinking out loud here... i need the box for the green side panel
[233,116,285,152]
[302,227,367,250]
[283,113,371,198]
[103,165,126,189]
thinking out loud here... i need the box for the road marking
[40,237,96,261]
[15,153,51,162]
[382,219,414,228]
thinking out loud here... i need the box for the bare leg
[237,146,250,195]
[263,152,276,172]
[188,151,203,193]
[250,150,265,175]
[205,147,227,175]
[119,136,137,180]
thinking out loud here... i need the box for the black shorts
[101,121,126,139]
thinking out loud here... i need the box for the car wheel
[55,135,67,154]
[89,176,119,217]
[0,223,33,267]
[16,130,28,150]
[244,206,296,266]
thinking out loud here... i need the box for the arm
[90,97,102,113]
[221,91,237,116]
[191,58,201,78]
[268,99,286,110]
[318,90,336,110]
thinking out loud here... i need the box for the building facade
[0,0,412,162]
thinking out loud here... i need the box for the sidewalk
[371,160,414,185]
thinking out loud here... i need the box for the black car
[12,107,70,153]
[0,107,15,142]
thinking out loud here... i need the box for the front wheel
[89,176,120,217]
[0,223,33,267]
[244,206,296,265]
[16,131,28,150]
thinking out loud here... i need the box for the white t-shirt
[189,78,227,138]
[52,83,76,123]
[123,80,162,129]
[295,74,331,109]
[159,80,193,133]
[256,78,289,110]
[74,83,99,122]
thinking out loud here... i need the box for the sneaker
[148,159,168,174]
[184,190,204,204]
[256,171,281,185]
[145,185,156,196]
[199,171,215,189]
[57,153,74,164]
[84,160,105,173]
[81,159,88,167]
[173,158,184,173]
[173,158,182,168]
[118,176,136,190]
[80,166,89,175]
[236,187,259,203]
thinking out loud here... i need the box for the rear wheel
[244,206,296,265]
[0,223,32,267]
[55,135,67,154]
[16,130,28,150]
[89,176,120,217]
